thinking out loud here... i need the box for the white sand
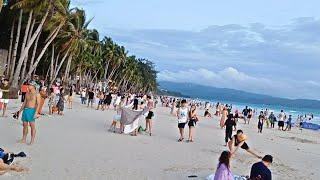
[0,98,319,180]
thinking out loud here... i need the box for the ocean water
[205,99,320,125]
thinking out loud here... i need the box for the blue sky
[72,0,320,100]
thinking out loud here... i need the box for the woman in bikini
[187,105,198,142]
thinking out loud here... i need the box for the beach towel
[120,107,148,134]
[120,107,148,125]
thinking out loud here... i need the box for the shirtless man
[17,84,41,145]
[228,130,262,159]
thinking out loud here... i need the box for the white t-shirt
[278,112,285,121]
[178,107,188,123]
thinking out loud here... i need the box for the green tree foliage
[0,0,157,93]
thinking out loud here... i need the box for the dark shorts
[239,142,249,150]
[146,111,154,119]
[278,121,284,127]
[104,100,111,105]
[98,100,104,105]
[178,123,186,129]
[88,99,94,103]
[188,119,197,127]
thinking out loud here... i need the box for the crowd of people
[0,77,74,146]
[0,79,316,179]
[159,96,289,180]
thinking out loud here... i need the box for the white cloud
[103,18,320,99]
[158,67,320,99]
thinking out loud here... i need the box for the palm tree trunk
[25,23,63,81]
[50,44,55,82]
[64,54,72,82]
[27,32,40,78]
[104,61,110,80]
[9,9,23,82]
[50,48,70,85]
[6,20,15,76]
[20,10,33,58]
[106,67,118,83]
[20,18,35,82]
[54,52,60,77]
[12,8,50,87]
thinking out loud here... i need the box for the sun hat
[238,134,247,142]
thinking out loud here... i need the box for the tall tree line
[0,0,157,94]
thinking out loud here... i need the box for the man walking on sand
[0,79,10,117]
[18,83,41,145]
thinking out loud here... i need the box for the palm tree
[10,0,69,87]
[48,8,92,85]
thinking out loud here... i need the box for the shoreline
[0,97,319,179]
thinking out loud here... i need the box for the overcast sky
[72,0,320,100]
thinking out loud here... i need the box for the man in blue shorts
[17,83,40,145]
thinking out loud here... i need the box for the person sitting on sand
[204,109,212,118]
[228,130,262,159]
[0,148,27,175]
[250,155,273,180]
[177,99,188,142]
[0,159,27,175]
[213,151,233,180]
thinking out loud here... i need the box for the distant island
[156,88,190,98]
[158,81,320,109]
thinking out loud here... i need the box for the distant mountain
[156,88,189,98]
[158,81,320,109]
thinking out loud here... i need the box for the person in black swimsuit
[228,130,262,159]
[104,93,112,110]
[224,114,236,146]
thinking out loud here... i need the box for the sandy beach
[1,97,319,180]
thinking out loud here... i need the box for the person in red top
[20,82,29,103]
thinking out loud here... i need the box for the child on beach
[285,115,292,131]
[109,98,124,133]
[177,99,188,142]
[187,105,198,142]
[48,88,55,115]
